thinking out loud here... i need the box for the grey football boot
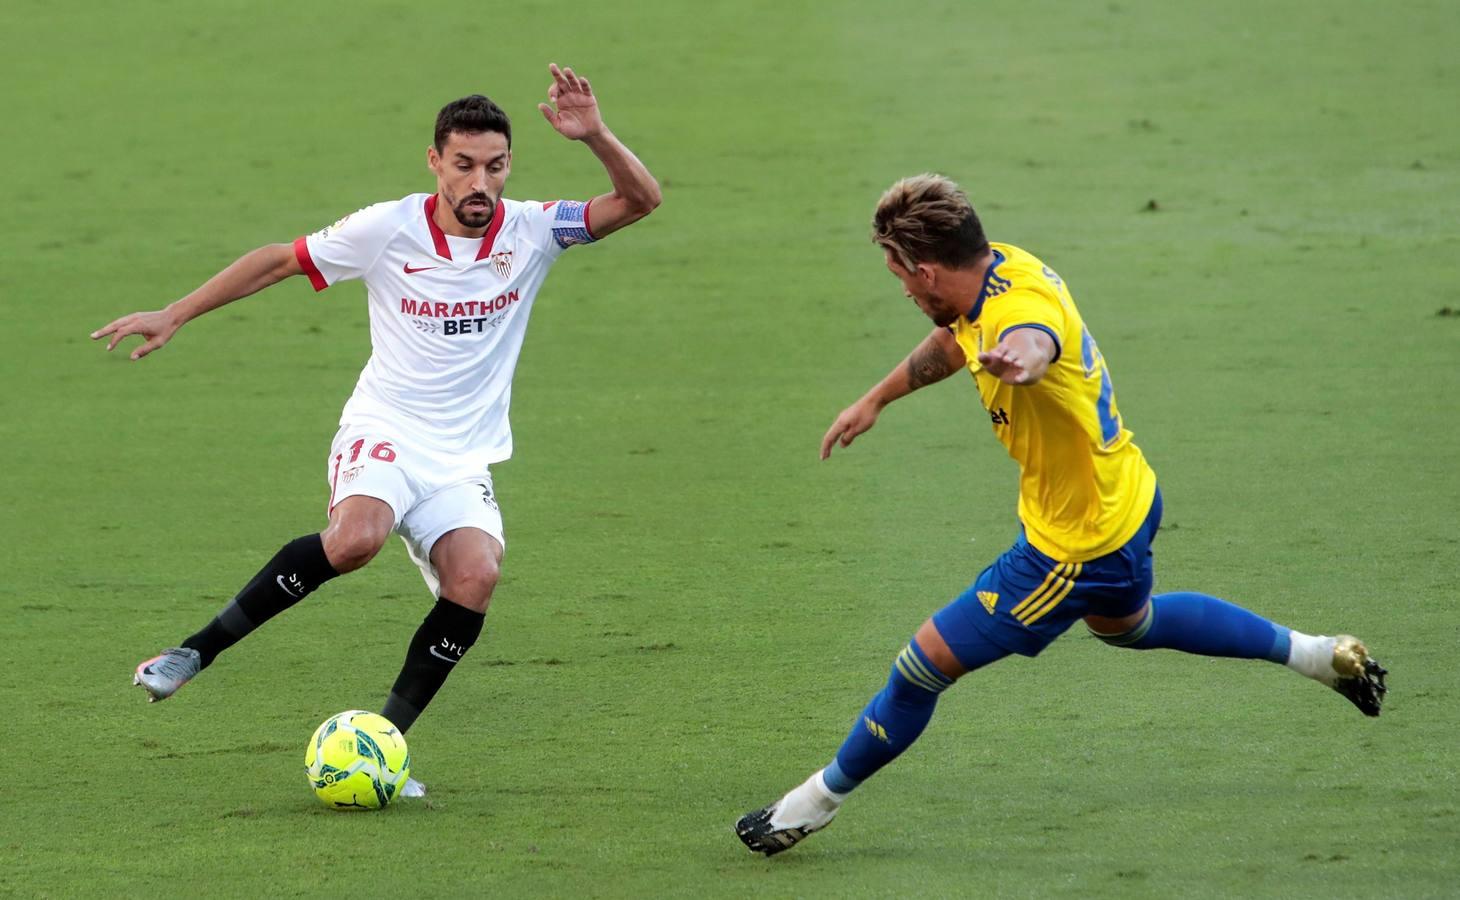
[133,648,201,702]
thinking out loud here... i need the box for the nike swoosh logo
[276,575,302,599]
[404,263,438,274]
[428,646,461,663]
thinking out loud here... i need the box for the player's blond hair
[872,174,989,271]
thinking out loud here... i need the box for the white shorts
[325,425,504,597]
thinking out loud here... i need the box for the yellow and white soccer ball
[304,710,410,810]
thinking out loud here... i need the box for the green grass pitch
[4,0,1458,895]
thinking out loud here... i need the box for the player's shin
[1088,591,1291,662]
[380,597,485,733]
[182,534,340,668]
[821,642,954,796]
[1089,592,1387,715]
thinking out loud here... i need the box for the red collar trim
[424,193,507,262]
[474,199,507,260]
[424,194,453,260]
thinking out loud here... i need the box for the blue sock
[822,642,954,795]
[1091,591,1291,663]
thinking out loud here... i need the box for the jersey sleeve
[293,201,400,292]
[983,287,1069,364]
[517,199,598,261]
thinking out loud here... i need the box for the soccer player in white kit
[92,65,660,795]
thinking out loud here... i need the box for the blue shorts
[932,490,1163,663]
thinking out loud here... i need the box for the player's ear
[916,263,936,286]
[426,145,441,172]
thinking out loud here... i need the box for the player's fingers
[91,318,125,340]
[820,426,842,459]
[562,66,580,89]
[105,324,138,352]
[131,336,166,361]
[578,76,593,95]
[548,62,562,79]
[537,103,557,124]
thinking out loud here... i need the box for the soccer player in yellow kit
[735,174,1387,856]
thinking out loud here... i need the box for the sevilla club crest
[490,251,513,278]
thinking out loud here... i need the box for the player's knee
[321,523,389,574]
[439,560,499,613]
[1085,606,1153,649]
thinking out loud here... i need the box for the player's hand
[975,347,1036,384]
[537,63,604,141]
[820,397,883,460]
[90,309,181,361]
[977,329,1055,385]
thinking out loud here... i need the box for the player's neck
[432,195,490,239]
[948,250,994,318]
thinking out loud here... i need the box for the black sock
[381,597,485,733]
[182,534,340,668]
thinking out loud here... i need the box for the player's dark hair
[434,95,512,151]
[873,174,989,271]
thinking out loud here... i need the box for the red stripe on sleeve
[293,236,328,292]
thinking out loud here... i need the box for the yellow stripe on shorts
[1010,563,1071,619]
[1020,562,1083,625]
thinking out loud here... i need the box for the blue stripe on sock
[1267,626,1293,665]
[822,759,859,794]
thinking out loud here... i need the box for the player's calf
[735,638,960,856]
[380,597,486,734]
[1088,595,1387,716]
[135,533,343,701]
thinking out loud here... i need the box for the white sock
[1284,631,1337,685]
[769,769,845,830]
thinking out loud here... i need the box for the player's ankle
[819,763,857,798]
[771,770,846,830]
[1283,631,1337,685]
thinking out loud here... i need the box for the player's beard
[451,192,495,228]
[921,293,960,328]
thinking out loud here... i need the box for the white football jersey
[293,193,595,465]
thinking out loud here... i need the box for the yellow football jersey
[948,242,1157,562]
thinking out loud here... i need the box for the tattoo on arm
[906,339,958,390]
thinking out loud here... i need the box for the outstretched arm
[820,327,966,459]
[537,63,661,238]
[977,327,1056,385]
[91,242,302,360]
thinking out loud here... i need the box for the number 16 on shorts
[327,433,406,516]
